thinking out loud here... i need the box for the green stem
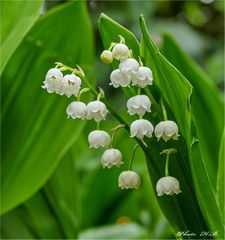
[137,86,141,95]
[165,153,170,176]
[110,124,125,148]
[129,144,140,170]
[160,99,168,121]
[96,122,100,130]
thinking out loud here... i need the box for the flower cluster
[42,68,81,97]
[42,36,182,196]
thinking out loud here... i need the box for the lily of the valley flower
[110,69,131,88]
[154,120,179,142]
[62,74,81,97]
[127,95,151,116]
[86,100,107,122]
[118,170,141,189]
[130,119,154,140]
[132,66,153,88]
[42,68,63,94]
[119,58,139,78]
[100,50,113,64]
[112,43,130,61]
[156,176,182,196]
[101,149,123,168]
[66,101,87,119]
[88,130,110,148]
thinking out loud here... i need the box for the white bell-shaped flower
[110,69,131,88]
[112,43,130,61]
[127,95,151,116]
[130,119,154,140]
[154,120,179,142]
[88,130,110,149]
[66,101,87,119]
[101,149,123,168]
[132,66,153,88]
[62,74,81,97]
[100,50,113,64]
[42,68,63,94]
[86,100,107,122]
[156,176,182,196]
[119,58,139,78]
[118,171,141,190]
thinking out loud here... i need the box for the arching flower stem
[110,124,125,148]
[129,144,140,170]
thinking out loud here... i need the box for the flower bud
[130,119,154,140]
[118,171,141,189]
[62,74,81,97]
[154,120,179,142]
[86,100,107,122]
[100,50,113,64]
[112,43,130,61]
[156,176,182,196]
[42,68,63,94]
[101,149,123,168]
[132,66,153,88]
[88,130,110,148]
[110,69,131,88]
[66,101,87,119]
[127,95,151,117]
[119,58,139,78]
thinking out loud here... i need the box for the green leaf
[217,131,225,218]
[139,16,223,238]
[23,191,64,238]
[43,151,80,238]
[98,13,139,58]
[1,1,94,215]
[0,0,42,74]
[98,13,224,238]
[161,34,224,188]
[0,208,35,239]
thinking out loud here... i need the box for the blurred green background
[1,0,224,239]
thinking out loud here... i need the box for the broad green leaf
[0,0,42,74]
[0,208,35,239]
[23,191,64,238]
[98,13,139,58]
[217,131,225,218]
[99,13,206,236]
[98,13,224,238]
[161,34,224,188]
[43,151,80,238]
[1,1,94,215]
[139,17,223,238]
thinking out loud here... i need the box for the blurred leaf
[23,192,64,238]
[205,50,224,86]
[0,0,42,74]
[0,208,35,239]
[1,1,94,215]
[139,17,223,238]
[161,34,224,188]
[78,223,149,239]
[217,131,225,218]
[43,151,80,238]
